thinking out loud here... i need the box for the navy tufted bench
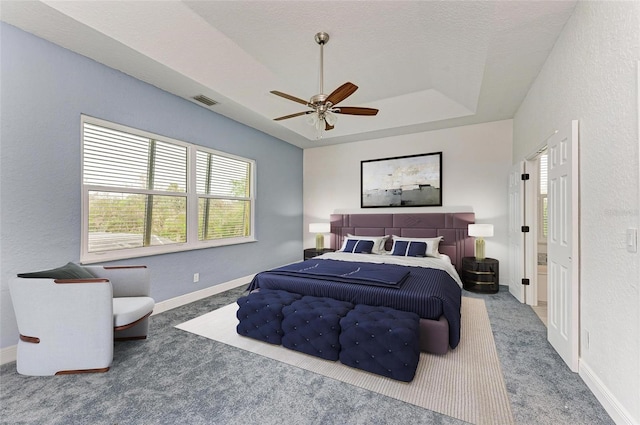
[236,289,302,344]
[281,296,354,361]
[339,305,421,382]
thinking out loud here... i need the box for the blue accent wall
[0,23,303,348]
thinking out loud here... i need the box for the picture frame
[361,152,442,208]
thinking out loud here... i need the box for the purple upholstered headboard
[329,212,475,273]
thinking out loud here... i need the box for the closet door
[547,120,579,372]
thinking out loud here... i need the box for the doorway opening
[514,121,579,371]
[531,151,548,326]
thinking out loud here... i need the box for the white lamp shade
[468,224,494,237]
[325,111,337,126]
[309,223,330,233]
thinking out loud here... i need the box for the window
[196,151,252,241]
[81,116,255,263]
[538,153,548,239]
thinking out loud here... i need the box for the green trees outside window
[82,117,255,262]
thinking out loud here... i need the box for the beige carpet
[176,297,514,425]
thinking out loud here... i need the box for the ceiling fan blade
[333,107,379,116]
[274,111,312,121]
[326,82,358,106]
[325,122,334,131]
[270,91,309,106]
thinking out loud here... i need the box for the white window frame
[81,115,256,263]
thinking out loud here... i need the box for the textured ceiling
[1,1,577,149]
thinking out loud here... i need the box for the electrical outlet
[193,273,199,283]
[626,228,637,253]
[584,330,590,350]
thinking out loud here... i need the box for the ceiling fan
[270,32,378,135]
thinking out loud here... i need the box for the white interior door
[547,120,579,372]
[508,161,525,303]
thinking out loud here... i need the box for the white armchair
[9,264,154,376]
[85,265,154,341]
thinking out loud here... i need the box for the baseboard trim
[579,359,637,425]
[0,345,17,366]
[1,274,254,366]
[151,274,253,316]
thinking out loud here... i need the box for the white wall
[513,2,640,424]
[304,119,513,281]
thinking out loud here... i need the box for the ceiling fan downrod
[315,32,329,100]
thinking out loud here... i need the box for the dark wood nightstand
[304,248,335,260]
[461,257,499,293]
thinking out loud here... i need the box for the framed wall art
[361,152,442,208]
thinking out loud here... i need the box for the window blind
[539,154,548,238]
[539,154,548,195]
[196,150,252,241]
[83,123,188,253]
[81,116,255,262]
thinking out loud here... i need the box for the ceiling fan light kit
[271,32,378,139]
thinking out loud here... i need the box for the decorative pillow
[343,234,389,254]
[391,236,443,257]
[341,239,376,254]
[17,262,95,279]
[391,240,428,257]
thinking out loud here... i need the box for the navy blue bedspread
[262,260,410,288]
[247,259,462,348]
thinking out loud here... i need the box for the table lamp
[309,222,330,251]
[468,224,494,260]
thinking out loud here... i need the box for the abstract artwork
[361,152,442,208]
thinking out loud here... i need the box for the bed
[248,212,475,354]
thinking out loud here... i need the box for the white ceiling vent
[192,94,218,107]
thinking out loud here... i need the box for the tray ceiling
[1,1,577,148]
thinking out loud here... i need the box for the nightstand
[304,248,335,260]
[461,257,499,293]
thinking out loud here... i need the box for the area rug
[176,297,514,425]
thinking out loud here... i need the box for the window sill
[80,237,258,264]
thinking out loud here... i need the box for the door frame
[508,162,526,303]
[512,148,549,307]
[524,147,548,306]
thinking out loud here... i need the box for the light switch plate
[626,228,637,253]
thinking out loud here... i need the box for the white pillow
[391,235,443,257]
[342,234,389,254]
[439,253,452,264]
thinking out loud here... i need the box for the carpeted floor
[176,298,514,425]
[0,285,614,425]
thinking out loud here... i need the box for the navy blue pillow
[342,239,375,254]
[407,242,427,257]
[391,240,409,256]
[391,241,427,257]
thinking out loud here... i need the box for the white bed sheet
[317,251,463,288]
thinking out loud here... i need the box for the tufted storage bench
[339,305,421,382]
[281,296,354,361]
[236,289,302,344]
